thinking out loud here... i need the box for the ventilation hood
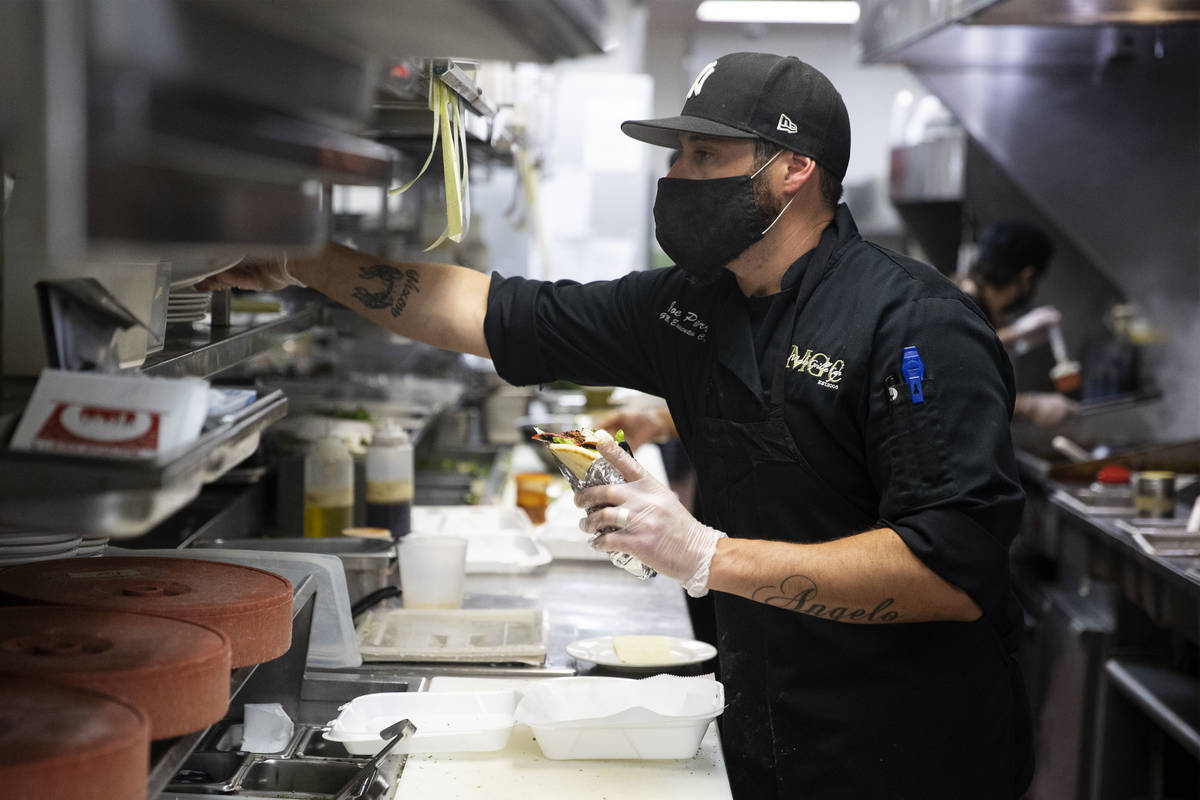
[860,1,1200,63]
[859,1,1200,440]
[858,3,1200,304]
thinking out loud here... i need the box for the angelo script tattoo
[352,264,421,318]
[751,575,900,623]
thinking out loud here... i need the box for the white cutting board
[395,677,732,800]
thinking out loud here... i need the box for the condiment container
[365,424,413,539]
[304,436,354,538]
[1133,470,1176,518]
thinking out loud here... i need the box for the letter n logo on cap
[687,61,718,99]
[777,113,798,134]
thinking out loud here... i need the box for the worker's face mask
[653,149,795,286]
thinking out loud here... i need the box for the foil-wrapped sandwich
[531,428,655,579]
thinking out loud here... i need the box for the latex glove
[1001,305,1062,351]
[1015,391,1079,427]
[193,250,305,292]
[596,406,675,451]
[576,430,724,597]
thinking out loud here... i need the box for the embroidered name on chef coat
[658,299,709,342]
[786,345,844,390]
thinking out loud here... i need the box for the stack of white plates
[0,532,82,566]
[166,287,212,324]
[77,536,109,557]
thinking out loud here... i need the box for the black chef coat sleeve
[865,295,1025,623]
[483,271,668,395]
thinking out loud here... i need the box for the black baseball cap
[622,52,851,181]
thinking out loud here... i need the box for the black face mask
[1004,285,1036,319]
[653,150,790,286]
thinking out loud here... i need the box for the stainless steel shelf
[142,304,321,379]
[0,390,287,537]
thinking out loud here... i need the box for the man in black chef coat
[201,52,1034,800]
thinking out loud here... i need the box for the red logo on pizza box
[34,403,161,453]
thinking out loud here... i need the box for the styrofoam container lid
[515,676,724,727]
[514,676,724,760]
[325,690,518,755]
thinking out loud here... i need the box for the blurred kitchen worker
[199,52,1032,800]
[958,221,1078,426]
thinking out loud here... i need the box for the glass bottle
[303,436,354,538]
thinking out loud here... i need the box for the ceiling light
[696,1,861,25]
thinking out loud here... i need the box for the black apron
[688,237,1031,799]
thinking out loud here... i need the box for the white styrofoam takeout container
[514,676,725,760]
[324,690,518,755]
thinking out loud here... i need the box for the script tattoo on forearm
[351,264,421,318]
[751,575,900,623]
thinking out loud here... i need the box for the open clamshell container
[324,690,519,755]
[514,675,725,760]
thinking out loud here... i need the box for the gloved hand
[1015,391,1078,427]
[596,406,675,451]
[193,250,305,292]
[1000,305,1061,351]
[576,430,724,597]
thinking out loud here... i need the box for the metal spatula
[332,718,417,800]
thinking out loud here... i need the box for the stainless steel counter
[1013,455,1200,796]
[465,559,702,673]
[314,557,707,684]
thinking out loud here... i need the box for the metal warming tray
[0,389,287,536]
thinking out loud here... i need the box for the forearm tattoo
[352,264,421,318]
[752,575,900,622]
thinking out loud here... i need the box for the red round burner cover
[0,556,292,667]
[0,606,231,739]
[0,677,149,800]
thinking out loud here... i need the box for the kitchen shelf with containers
[1014,439,1200,790]
[0,372,288,537]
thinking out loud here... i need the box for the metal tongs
[333,718,417,800]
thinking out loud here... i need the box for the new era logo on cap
[777,113,798,134]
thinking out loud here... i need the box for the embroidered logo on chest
[786,345,845,391]
[658,299,709,342]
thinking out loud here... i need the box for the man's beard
[1004,287,1036,319]
[752,170,784,230]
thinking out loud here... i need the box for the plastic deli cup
[399,536,468,609]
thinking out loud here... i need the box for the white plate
[168,253,245,288]
[0,552,79,565]
[0,532,82,546]
[0,538,82,555]
[566,635,717,671]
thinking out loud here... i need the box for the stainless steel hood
[858,1,1200,440]
[966,0,1200,26]
[860,1,1200,62]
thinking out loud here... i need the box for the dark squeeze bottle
[364,425,413,540]
[365,490,412,538]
